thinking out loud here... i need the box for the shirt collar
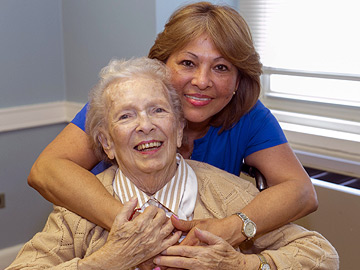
[113,154,197,220]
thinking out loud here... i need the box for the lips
[135,141,163,151]
[184,94,212,106]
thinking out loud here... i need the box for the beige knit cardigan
[7,160,339,270]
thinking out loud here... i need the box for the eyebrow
[185,51,226,62]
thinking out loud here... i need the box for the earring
[233,91,236,95]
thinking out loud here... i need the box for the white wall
[0,0,65,108]
[62,0,157,103]
[0,124,65,250]
[156,0,239,33]
[0,0,66,251]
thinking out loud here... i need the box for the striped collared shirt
[112,154,197,220]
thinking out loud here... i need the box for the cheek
[111,127,130,149]
[164,122,180,148]
[218,79,237,97]
[170,71,187,93]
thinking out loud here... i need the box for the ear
[98,131,115,160]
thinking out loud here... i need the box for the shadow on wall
[295,183,360,270]
[0,244,23,269]
[0,124,65,250]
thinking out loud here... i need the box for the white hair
[86,57,184,163]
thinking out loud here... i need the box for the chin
[138,163,167,173]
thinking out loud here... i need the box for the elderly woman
[7,58,338,270]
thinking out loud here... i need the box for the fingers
[146,206,175,235]
[154,253,194,269]
[132,206,175,242]
[113,197,138,225]
[194,228,223,246]
[160,219,176,239]
[134,205,166,225]
[161,244,198,258]
[138,257,156,270]
[161,230,182,249]
[171,215,197,232]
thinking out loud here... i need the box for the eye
[180,60,194,67]
[214,64,229,71]
[118,113,130,120]
[154,107,166,113]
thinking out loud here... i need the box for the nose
[136,112,155,134]
[191,66,213,90]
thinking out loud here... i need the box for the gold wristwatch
[235,212,256,240]
[257,254,271,270]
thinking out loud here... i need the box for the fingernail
[153,267,161,270]
[153,258,160,264]
[172,214,179,220]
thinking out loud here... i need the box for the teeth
[136,141,162,151]
[185,95,211,101]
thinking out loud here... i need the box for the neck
[186,119,211,136]
[178,121,210,159]
[119,162,178,196]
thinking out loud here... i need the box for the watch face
[261,264,271,270]
[244,222,256,237]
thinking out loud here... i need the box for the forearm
[28,157,122,230]
[238,144,318,244]
[79,255,127,270]
[227,178,317,246]
[28,123,123,230]
[250,180,314,229]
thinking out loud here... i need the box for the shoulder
[186,160,258,203]
[214,101,272,134]
[95,165,118,193]
[71,103,89,131]
[246,100,272,122]
[51,205,94,232]
[28,204,98,256]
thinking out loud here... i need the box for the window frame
[237,0,360,176]
[260,67,360,176]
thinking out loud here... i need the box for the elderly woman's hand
[79,198,182,270]
[170,215,244,247]
[153,228,259,270]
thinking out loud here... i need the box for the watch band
[257,254,271,270]
[237,212,249,222]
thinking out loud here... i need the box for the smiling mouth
[135,141,163,151]
[185,94,211,101]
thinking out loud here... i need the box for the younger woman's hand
[170,215,245,246]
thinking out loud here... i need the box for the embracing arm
[176,143,318,246]
[27,123,122,230]
[242,143,318,237]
